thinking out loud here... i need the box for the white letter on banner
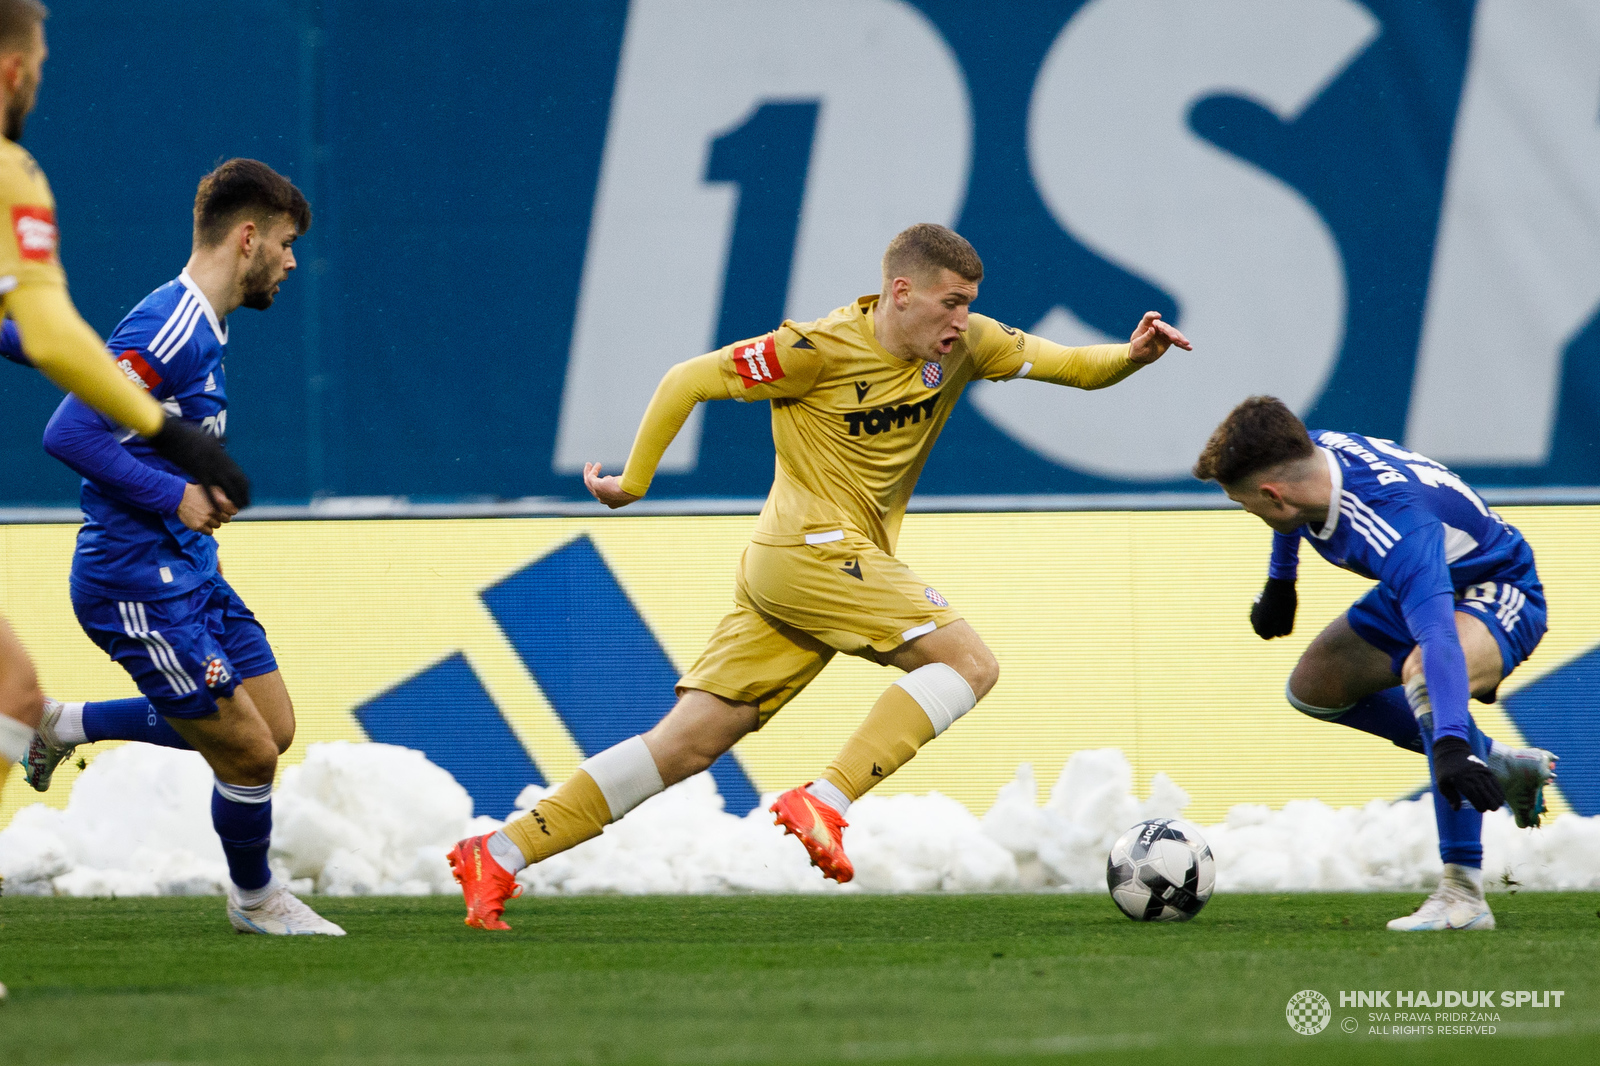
[971,0,1377,480]
[1407,0,1600,466]
[553,0,970,474]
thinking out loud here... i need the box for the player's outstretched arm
[994,312,1191,390]
[583,352,728,509]
[1127,311,1191,364]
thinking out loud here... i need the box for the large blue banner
[2,0,1597,506]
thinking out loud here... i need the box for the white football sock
[806,778,851,816]
[486,830,529,874]
[53,701,87,746]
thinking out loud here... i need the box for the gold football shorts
[677,532,962,723]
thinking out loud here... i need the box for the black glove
[148,416,252,510]
[1250,577,1296,639]
[1432,735,1505,812]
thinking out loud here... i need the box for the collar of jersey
[1310,445,1343,541]
[177,269,228,346]
[854,294,926,371]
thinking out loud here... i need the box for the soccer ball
[1105,818,1215,922]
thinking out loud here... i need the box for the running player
[0,0,246,803]
[13,158,342,935]
[1193,396,1557,931]
[448,223,1191,929]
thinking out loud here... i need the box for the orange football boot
[448,834,523,930]
[771,785,854,883]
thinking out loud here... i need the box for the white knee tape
[895,663,977,737]
[0,713,32,763]
[579,734,665,820]
[1284,681,1353,721]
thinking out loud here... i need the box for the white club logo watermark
[1287,990,1332,1035]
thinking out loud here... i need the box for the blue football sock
[82,698,193,750]
[1414,707,1489,870]
[1332,687,1424,753]
[212,780,274,891]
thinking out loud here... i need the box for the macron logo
[732,334,785,388]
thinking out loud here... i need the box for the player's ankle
[805,778,851,816]
[1442,862,1484,897]
[233,878,276,909]
[486,830,529,874]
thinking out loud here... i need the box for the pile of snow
[4,741,1600,897]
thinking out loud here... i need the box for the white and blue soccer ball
[1105,818,1215,922]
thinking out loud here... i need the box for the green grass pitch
[2,892,1596,1065]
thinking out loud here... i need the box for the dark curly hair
[1193,396,1315,485]
[193,158,311,248]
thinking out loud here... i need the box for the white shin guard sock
[579,735,666,820]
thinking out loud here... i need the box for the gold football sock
[819,684,937,802]
[500,769,613,865]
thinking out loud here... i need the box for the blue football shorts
[72,575,278,719]
[1346,573,1547,682]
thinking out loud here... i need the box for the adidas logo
[204,372,217,393]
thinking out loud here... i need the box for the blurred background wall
[3,0,1598,507]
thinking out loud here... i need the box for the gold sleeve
[1022,338,1139,390]
[7,283,164,436]
[618,352,728,498]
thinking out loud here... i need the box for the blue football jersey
[66,271,230,600]
[1286,430,1535,613]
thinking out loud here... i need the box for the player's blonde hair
[882,223,984,287]
[0,0,46,52]
[1193,396,1316,486]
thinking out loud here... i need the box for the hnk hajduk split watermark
[1286,989,1566,1036]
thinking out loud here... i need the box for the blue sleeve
[1267,531,1300,580]
[0,319,31,367]
[1384,524,1470,741]
[42,395,188,514]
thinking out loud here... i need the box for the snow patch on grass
[3,741,1596,896]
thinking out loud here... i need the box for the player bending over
[0,0,246,802]
[1194,397,1557,932]
[448,223,1192,929]
[10,159,342,936]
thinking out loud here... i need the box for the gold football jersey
[653,294,1139,555]
[0,137,66,299]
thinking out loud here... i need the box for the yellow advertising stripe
[2,506,1594,829]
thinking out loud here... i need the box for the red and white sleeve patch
[115,349,162,392]
[11,205,57,262]
[732,334,785,388]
